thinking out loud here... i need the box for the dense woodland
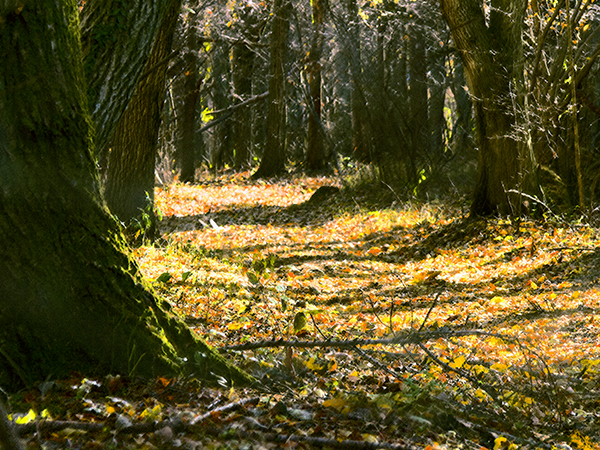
[2,0,600,449]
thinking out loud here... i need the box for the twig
[418,293,440,332]
[189,396,260,425]
[416,342,502,406]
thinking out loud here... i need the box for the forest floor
[7,171,600,449]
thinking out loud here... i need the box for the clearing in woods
[8,172,600,449]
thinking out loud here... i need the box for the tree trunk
[408,22,428,167]
[232,41,254,170]
[0,0,251,391]
[176,9,202,183]
[305,0,327,172]
[345,0,371,163]
[232,4,261,170]
[440,0,539,216]
[177,68,202,183]
[211,40,234,171]
[81,0,169,159]
[103,0,181,244]
[252,0,291,179]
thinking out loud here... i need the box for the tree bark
[440,0,539,216]
[211,40,234,171]
[232,4,261,170]
[174,9,203,183]
[103,0,182,244]
[305,0,327,172]
[81,0,169,158]
[252,0,291,179]
[408,21,428,168]
[0,0,251,390]
[345,0,371,163]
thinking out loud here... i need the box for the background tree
[252,0,292,179]
[0,0,250,390]
[174,4,204,183]
[305,0,327,172]
[103,0,182,243]
[231,1,264,170]
[440,0,540,216]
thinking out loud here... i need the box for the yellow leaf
[293,312,307,333]
[15,410,36,424]
[305,358,323,371]
[140,404,162,421]
[491,362,508,371]
[361,434,379,443]
[323,396,349,412]
[473,365,489,375]
[490,296,504,305]
[450,355,466,369]
[227,322,244,330]
[494,436,508,450]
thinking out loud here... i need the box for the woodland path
[7,172,600,449]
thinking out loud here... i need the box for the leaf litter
[7,171,600,449]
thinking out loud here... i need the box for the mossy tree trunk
[0,0,251,390]
[103,0,182,244]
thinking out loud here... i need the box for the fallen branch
[259,432,418,449]
[219,329,516,352]
[14,397,261,436]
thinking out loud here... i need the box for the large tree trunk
[252,0,291,179]
[0,0,251,390]
[440,0,539,216]
[103,0,182,244]
[305,0,327,172]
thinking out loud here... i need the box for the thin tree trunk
[211,40,234,171]
[305,0,327,172]
[0,0,251,390]
[345,0,371,163]
[408,22,428,168]
[177,10,202,183]
[232,39,254,169]
[252,0,291,179]
[232,4,261,170]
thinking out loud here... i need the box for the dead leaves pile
[9,172,600,449]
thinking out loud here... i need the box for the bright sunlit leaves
[129,173,600,448]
